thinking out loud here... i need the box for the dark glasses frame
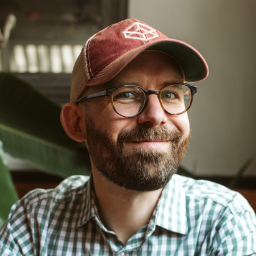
[75,83,197,117]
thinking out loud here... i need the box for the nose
[137,94,168,127]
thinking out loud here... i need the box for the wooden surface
[14,182,59,199]
[235,189,256,213]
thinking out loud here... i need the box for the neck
[92,169,163,244]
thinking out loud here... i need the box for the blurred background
[1,0,256,180]
[129,0,256,178]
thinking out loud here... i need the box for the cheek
[86,99,132,141]
[105,116,136,143]
[85,98,113,126]
[168,113,190,137]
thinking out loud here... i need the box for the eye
[117,92,136,99]
[113,86,144,104]
[162,91,176,99]
[113,89,142,102]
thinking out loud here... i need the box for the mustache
[117,126,182,145]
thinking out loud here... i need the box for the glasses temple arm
[76,90,107,103]
[187,84,197,94]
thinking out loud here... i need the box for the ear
[60,103,86,142]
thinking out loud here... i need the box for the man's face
[81,51,191,191]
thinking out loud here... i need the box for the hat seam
[72,34,95,102]
[86,34,96,77]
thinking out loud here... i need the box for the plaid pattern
[0,174,255,255]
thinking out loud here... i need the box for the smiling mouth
[126,140,170,149]
[128,139,170,143]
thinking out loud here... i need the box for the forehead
[85,51,185,94]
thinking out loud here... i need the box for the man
[0,19,255,255]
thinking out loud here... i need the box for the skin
[61,51,190,244]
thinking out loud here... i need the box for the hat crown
[87,19,168,77]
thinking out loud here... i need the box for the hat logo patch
[123,22,159,41]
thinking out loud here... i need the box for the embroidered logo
[123,22,159,41]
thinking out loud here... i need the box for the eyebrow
[105,79,185,89]
[102,80,137,89]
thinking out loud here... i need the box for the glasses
[75,83,197,117]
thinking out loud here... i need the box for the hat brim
[86,39,209,87]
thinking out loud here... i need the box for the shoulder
[5,175,90,221]
[173,175,256,253]
[0,175,91,255]
[52,175,90,201]
[174,174,254,214]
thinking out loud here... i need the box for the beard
[85,117,190,192]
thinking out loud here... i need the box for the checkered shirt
[0,174,255,255]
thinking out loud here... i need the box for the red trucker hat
[70,18,209,103]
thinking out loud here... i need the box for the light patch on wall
[26,44,39,73]
[10,44,83,73]
[13,45,27,72]
[50,45,62,73]
[38,45,50,72]
[61,45,74,73]
[73,45,83,60]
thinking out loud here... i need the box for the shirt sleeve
[0,242,21,256]
[208,192,256,255]
[0,199,34,256]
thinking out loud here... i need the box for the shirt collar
[77,175,99,228]
[154,174,188,235]
[77,174,188,235]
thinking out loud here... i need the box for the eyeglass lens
[111,84,192,117]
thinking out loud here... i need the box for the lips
[128,140,169,143]
[125,140,170,150]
